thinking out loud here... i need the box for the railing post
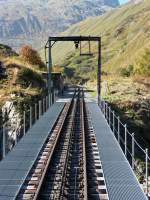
[145,148,148,196]
[49,93,51,107]
[125,124,127,157]
[51,92,52,105]
[113,111,115,134]
[53,90,55,103]
[46,96,48,111]
[109,107,111,126]
[44,97,45,113]
[132,133,135,170]
[39,100,41,117]
[3,123,6,159]
[44,97,45,112]
[104,102,106,117]
[118,116,120,144]
[42,97,44,115]
[23,111,26,135]
[30,106,32,128]
[35,103,37,121]
[106,103,108,121]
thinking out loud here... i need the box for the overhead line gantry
[45,36,101,104]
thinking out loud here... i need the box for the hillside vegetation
[51,0,150,144]
[52,0,150,75]
[0,44,46,111]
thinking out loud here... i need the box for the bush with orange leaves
[19,45,46,69]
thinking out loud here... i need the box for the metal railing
[100,100,150,198]
[1,90,57,160]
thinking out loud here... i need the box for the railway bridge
[0,88,147,200]
[0,35,149,200]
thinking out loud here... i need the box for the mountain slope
[50,0,150,144]
[0,0,119,48]
[52,0,150,75]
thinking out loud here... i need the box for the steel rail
[16,90,77,200]
[58,89,88,200]
[16,89,89,200]
[58,95,79,200]
[55,95,78,199]
[33,91,77,200]
[82,91,88,200]
[36,90,79,199]
[33,104,74,200]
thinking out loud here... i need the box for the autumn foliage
[19,45,46,69]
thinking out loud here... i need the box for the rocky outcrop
[2,100,22,153]
[0,14,41,38]
[0,0,119,48]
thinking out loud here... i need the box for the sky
[119,0,130,4]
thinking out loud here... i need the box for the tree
[19,45,46,69]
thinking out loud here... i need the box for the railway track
[16,89,108,200]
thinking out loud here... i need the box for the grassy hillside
[0,44,46,111]
[49,0,150,144]
[51,0,150,75]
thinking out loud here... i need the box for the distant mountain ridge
[0,0,119,48]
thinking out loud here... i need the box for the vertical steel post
[54,90,56,103]
[118,116,120,144]
[46,96,48,111]
[97,38,101,105]
[35,103,37,121]
[41,99,43,115]
[105,103,107,118]
[109,107,111,126]
[132,133,135,170]
[125,124,127,157]
[51,92,53,105]
[39,100,40,118]
[43,98,45,114]
[49,93,51,108]
[113,111,115,134]
[48,39,52,96]
[23,111,26,135]
[44,97,46,112]
[145,148,148,196]
[30,106,32,129]
[104,102,106,117]
[106,103,108,121]
[3,123,6,159]
[53,91,54,104]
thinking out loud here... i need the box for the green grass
[46,0,150,79]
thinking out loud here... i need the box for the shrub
[17,67,45,88]
[134,49,150,76]
[19,45,46,69]
[120,65,134,77]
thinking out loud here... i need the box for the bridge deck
[0,90,147,200]
[0,102,65,200]
[87,102,147,200]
